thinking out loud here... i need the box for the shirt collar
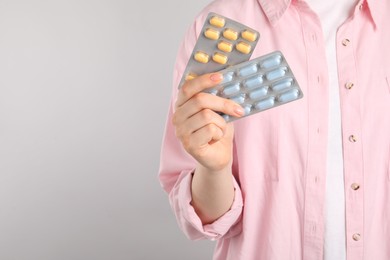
[258,0,383,29]
[258,0,291,26]
[365,0,383,29]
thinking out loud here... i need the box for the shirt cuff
[178,170,243,240]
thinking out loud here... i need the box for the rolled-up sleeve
[169,169,243,240]
[158,12,243,241]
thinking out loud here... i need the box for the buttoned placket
[336,4,365,260]
[296,2,329,260]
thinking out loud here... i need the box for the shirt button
[342,38,350,46]
[351,183,360,190]
[345,82,354,89]
[353,233,361,241]
[349,135,357,142]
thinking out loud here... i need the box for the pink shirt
[159,0,390,259]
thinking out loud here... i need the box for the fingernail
[210,73,223,82]
[234,106,245,116]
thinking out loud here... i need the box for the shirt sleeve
[158,13,244,241]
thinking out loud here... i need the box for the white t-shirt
[305,1,358,259]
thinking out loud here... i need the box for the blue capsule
[272,78,293,92]
[230,94,246,104]
[260,54,282,69]
[222,114,230,121]
[205,88,218,95]
[248,87,268,100]
[278,88,300,103]
[255,97,275,110]
[243,104,252,115]
[239,63,258,77]
[222,72,234,83]
[244,75,263,89]
[266,67,287,81]
[222,83,240,96]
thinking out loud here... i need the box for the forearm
[191,163,235,225]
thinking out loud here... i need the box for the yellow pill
[185,73,197,81]
[241,30,258,42]
[236,42,252,54]
[217,41,233,53]
[223,28,238,41]
[194,51,210,63]
[204,28,220,40]
[212,52,228,65]
[209,16,225,28]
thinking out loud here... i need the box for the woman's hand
[173,73,244,172]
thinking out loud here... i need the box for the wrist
[195,161,232,177]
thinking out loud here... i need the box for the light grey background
[0,0,215,259]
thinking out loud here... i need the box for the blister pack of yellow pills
[178,12,260,88]
[205,51,304,122]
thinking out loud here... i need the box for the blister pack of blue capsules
[205,51,304,122]
[178,12,260,88]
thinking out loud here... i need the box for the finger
[176,108,227,138]
[174,92,244,125]
[175,73,223,108]
[189,124,224,149]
